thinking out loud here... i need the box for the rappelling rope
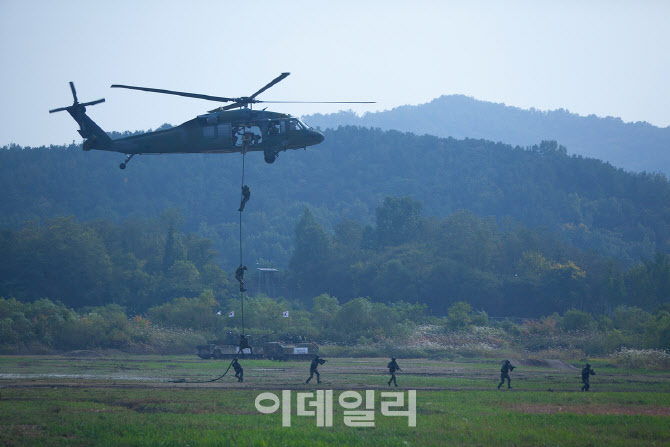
[168,356,237,383]
[239,150,246,335]
[170,150,249,384]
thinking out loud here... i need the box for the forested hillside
[304,95,670,175]
[2,127,669,270]
[0,217,233,312]
[288,199,670,316]
[1,207,668,319]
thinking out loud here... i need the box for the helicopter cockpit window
[289,119,305,131]
[298,119,310,129]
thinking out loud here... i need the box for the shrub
[147,290,219,330]
[613,306,651,333]
[447,301,473,329]
[610,347,670,369]
[560,309,593,332]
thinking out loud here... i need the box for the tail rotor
[49,82,105,114]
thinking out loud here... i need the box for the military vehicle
[196,333,318,361]
[196,332,263,359]
[263,341,319,361]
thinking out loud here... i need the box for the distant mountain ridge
[304,95,670,176]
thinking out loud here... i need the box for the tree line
[0,209,668,355]
[2,126,670,270]
[1,204,667,320]
[0,215,233,312]
[2,294,668,356]
[288,197,670,317]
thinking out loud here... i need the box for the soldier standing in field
[581,363,595,391]
[498,360,515,389]
[232,359,243,382]
[387,357,401,387]
[306,355,326,384]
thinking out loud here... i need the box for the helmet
[586,363,591,367]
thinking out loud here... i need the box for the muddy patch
[0,373,163,381]
[65,350,106,358]
[515,359,579,370]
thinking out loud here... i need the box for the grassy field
[1,354,669,446]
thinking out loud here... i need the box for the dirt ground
[514,358,579,370]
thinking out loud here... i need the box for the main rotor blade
[49,106,70,113]
[69,81,78,103]
[208,103,247,113]
[111,84,236,103]
[80,98,106,107]
[256,100,376,104]
[249,72,290,99]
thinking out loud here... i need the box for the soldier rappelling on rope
[236,265,248,292]
[232,359,244,382]
[238,185,251,212]
[238,334,253,357]
[241,130,253,152]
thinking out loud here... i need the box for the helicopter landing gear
[119,153,134,170]
[264,149,279,164]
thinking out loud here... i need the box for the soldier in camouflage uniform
[232,358,244,382]
[306,355,326,384]
[498,360,515,389]
[387,357,401,387]
[238,334,253,356]
[581,363,595,391]
[235,265,248,292]
[238,185,251,212]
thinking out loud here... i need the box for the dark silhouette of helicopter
[49,73,373,169]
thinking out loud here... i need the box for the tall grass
[610,347,670,369]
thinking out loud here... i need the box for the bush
[447,301,473,329]
[560,309,593,332]
[644,311,670,350]
[613,306,651,333]
[610,347,670,369]
[147,290,220,330]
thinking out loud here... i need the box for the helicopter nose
[311,130,325,145]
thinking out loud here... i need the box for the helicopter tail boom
[50,82,112,151]
[70,107,113,151]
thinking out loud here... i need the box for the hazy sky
[1,0,669,147]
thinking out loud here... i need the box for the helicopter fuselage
[51,75,359,168]
[85,109,324,161]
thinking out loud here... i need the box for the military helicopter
[49,73,373,169]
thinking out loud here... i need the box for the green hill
[2,126,669,271]
[2,126,670,315]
